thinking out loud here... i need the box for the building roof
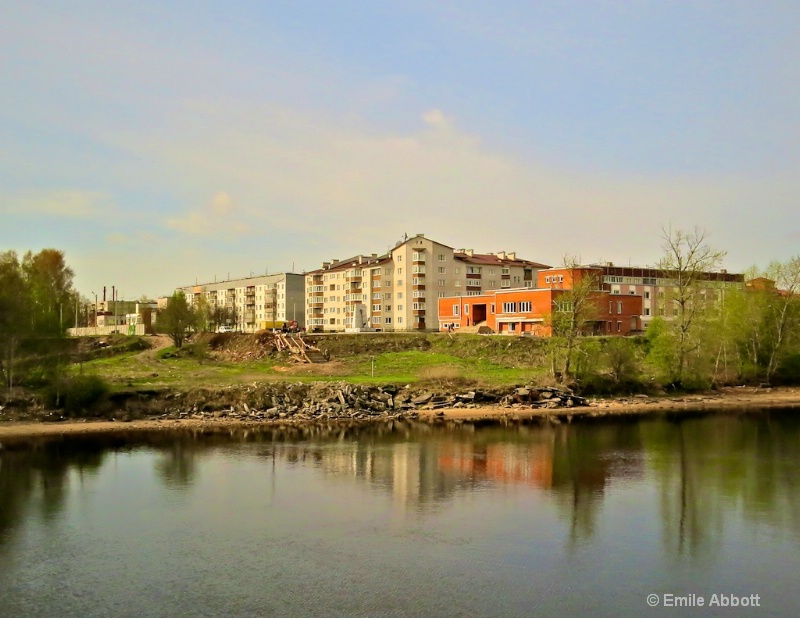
[455,252,550,269]
[305,254,387,275]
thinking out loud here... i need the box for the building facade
[304,234,549,332]
[178,273,305,332]
[438,267,643,336]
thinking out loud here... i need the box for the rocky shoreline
[1,385,799,439]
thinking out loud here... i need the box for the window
[437,267,446,274]
[437,292,445,298]
[519,301,532,312]
[524,281,532,288]
[372,316,381,324]
[644,308,650,316]
[412,277,423,285]
[384,280,391,287]
[617,321,622,332]
[453,305,459,315]
[384,293,391,300]
[373,292,380,299]
[645,291,651,299]
[454,280,461,287]
[502,302,516,313]
[438,279,446,286]
[385,305,391,312]
[412,290,425,298]
[464,305,469,315]
[454,267,461,274]
[384,268,391,275]
[385,317,392,324]
[488,281,496,288]
[502,267,510,275]
[413,302,425,310]
[373,304,381,312]
[397,317,403,323]
[488,268,495,275]
[617,301,622,314]
[467,266,482,274]
[501,281,510,288]
[412,252,424,261]
[397,305,403,311]
[438,254,445,262]
[396,255,402,262]
[412,266,425,274]
[545,276,551,283]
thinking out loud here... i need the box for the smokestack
[103,286,106,302]
[112,286,116,302]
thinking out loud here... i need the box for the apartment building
[594,263,744,329]
[438,267,643,336]
[437,262,744,335]
[178,273,305,332]
[305,234,549,332]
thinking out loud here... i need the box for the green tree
[21,249,76,336]
[155,291,196,348]
[0,251,29,392]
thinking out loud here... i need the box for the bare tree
[657,226,726,386]
[548,257,604,382]
[762,257,800,383]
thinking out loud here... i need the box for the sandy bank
[1,386,799,439]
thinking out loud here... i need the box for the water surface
[1,411,799,617]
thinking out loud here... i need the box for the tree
[548,258,604,382]
[655,226,726,387]
[155,292,196,348]
[761,257,800,383]
[21,249,76,336]
[0,251,29,392]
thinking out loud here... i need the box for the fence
[68,324,147,337]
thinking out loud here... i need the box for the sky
[2,1,799,300]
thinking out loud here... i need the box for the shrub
[44,374,110,416]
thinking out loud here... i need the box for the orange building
[438,266,643,336]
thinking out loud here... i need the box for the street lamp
[91,291,98,335]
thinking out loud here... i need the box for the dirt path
[136,335,174,359]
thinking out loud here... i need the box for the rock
[412,392,433,405]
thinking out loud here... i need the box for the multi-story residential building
[305,234,549,332]
[438,262,744,335]
[593,263,744,329]
[178,273,305,332]
[438,267,643,336]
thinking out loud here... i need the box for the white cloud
[1,190,114,218]
[103,99,799,271]
[165,191,249,237]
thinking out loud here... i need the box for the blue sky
[2,1,799,299]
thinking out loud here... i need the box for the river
[1,411,799,617]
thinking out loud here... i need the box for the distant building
[304,233,549,332]
[178,273,305,332]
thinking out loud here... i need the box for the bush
[44,374,110,416]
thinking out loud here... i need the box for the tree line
[0,249,78,391]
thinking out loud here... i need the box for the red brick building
[438,267,643,336]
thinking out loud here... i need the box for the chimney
[322,262,330,269]
[371,253,377,258]
[358,256,364,264]
[497,251,507,260]
[507,252,516,260]
[465,249,474,257]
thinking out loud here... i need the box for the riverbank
[1,386,798,439]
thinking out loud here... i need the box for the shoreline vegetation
[2,385,799,439]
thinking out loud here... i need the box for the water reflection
[2,411,800,560]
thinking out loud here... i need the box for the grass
[72,342,540,391]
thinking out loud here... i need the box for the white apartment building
[305,234,549,332]
[179,273,305,332]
